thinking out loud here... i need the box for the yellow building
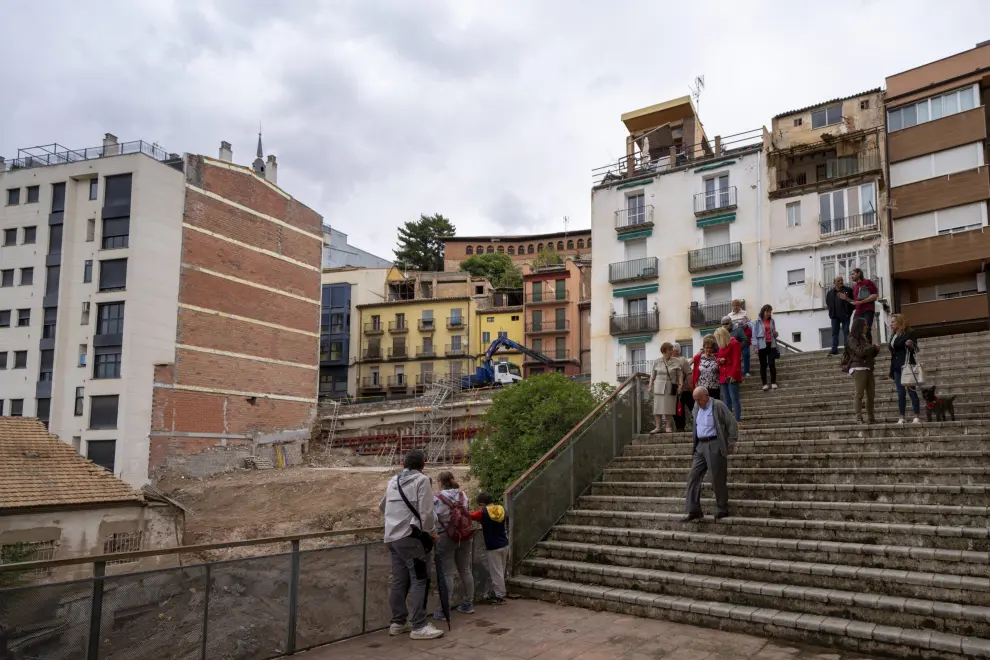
[355,269,493,397]
[472,291,525,367]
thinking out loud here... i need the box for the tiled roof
[0,418,143,510]
[773,88,883,119]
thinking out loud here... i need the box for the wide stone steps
[518,556,990,638]
[513,331,990,657]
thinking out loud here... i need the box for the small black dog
[921,385,956,422]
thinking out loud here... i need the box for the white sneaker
[390,622,412,636]
[771,384,778,390]
[410,623,445,640]
[912,417,922,424]
[762,385,770,391]
[744,372,752,378]
[897,418,905,425]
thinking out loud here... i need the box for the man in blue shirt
[683,386,738,522]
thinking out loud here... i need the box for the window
[476,245,484,255]
[567,240,574,250]
[811,104,842,129]
[330,341,343,360]
[2,228,15,246]
[19,267,33,286]
[104,173,133,207]
[6,188,19,205]
[22,226,36,244]
[0,310,9,327]
[822,250,876,286]
[101,217,130,249]
[17,309,30,327]
[498,330,507,340]
[482,331,491,345]
[81,302,91,325]
[527,244,534,254]
[557,241,564,250]
[786,202,800,228]
[94,348,122,379]
[0,352,6,368]
[507,246,515,255]
[10,399,23,416]
[87,440,116,473]
[704,175,730,211]
[860,99,870,110]
[787,269,806,286]
[51,182,65,213]
[451,335,462,351]
[79,344,87,367]
[328,313,344,333]
[577,239,584,249]
[555,279,566,300]
[26,186,40,204]
[45,265,60,297]
[0,270,11,287]
[465,246,473,255]
[486,246,493,254]
[936,203,984,235]
[14,351,27,369]
[497,245,504,253]
[626,193,646,225]
[36,398,50,426]
[39,350,53,382]
[793,118,803,127]
[89,178,99,201]
[86,218,95,242]
[511,315,519,321]
[888,84,977,132]
[518,245,525,254]
[555,336,566,357]
[792,332,802,343]
[486,316,495,322]
[98,259,127,292]
[43,307,57,339]
[89,395,119,429]
[889,143,982,188]
[48,224,62,256]
[83,260,93,283]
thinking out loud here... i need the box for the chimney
[103,133,119,157]
[266,154,278,184]
[219,141,233,162]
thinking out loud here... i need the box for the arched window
[518,245,525,254]
[537,243,544,252]
[577,239,584,249]
[477,245,484,254]
[497,245,504,253]
[557,241,564,250]
[486,245,494,254]
[465,246,473,255]
[587,238,592,248]
[527,244,534,254]
[507,246,515,255]
[567,240,574,250]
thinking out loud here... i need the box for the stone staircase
[510,331,990,658]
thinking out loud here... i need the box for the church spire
[252,130,266,177]
[256,131,264,159]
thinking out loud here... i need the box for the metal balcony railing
[689,300,743,328]
[525,289,569,304]
[446,317,466,330]
[362,347,383,360]
[687,242,743,273]
[360,376,384,389]
[615,205,654,231]
[525,319,570,333]
[418,318,436,331]
[693,186,737,215]
[616,360,654,380]
[387,375,408,388]
[445,344,467,356]
[416,346,437,357]
[609,311,660,335]
[363,322,384,335]
[819,211,879,238]
[388,320,408,333]
[609,257,659,283]
[387,346,408,360]
[2,140,172,172]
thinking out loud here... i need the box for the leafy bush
[590,381,616,403]
[470,373,597,500]
[531,249,564,268]
[459,252,523,289]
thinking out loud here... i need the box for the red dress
[717,339,743,384]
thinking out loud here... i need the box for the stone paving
[307,599,882,660]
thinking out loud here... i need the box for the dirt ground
[159,457,476,549]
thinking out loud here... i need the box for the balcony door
[705,175,729,211]
[626,297,648,333]
[626,193,646,225]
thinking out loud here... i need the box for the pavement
[304,599,881,660]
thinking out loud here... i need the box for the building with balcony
[472,290,524,363]
[764,88,890,350]
[588,96,767,384]
[442,229,592,271]
[884,42,990,336]
[0,134,323,485]
[354,269,492,397]
[521,258,590,377]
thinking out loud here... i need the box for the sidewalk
[307,598,881,659]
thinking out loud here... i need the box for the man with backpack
[432,471,475,618]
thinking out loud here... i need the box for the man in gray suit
[682,386,738,522]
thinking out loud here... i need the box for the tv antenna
[689,75,705,111]
[563,215,570,235]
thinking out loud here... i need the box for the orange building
[520,257,591,377]
[443,230,591,271]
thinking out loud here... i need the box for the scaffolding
[416,372,461,464]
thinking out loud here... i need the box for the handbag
[662,360,677,395]
[903,354,925,389]
[395,476,434,553]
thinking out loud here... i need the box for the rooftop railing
[2,141,172,172]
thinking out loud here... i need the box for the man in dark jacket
[825,276,854,355]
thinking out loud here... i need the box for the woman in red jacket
[713,326,742,422]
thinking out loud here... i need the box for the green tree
[531,248,564,268]
[394,213,456,272]
[458,253,523,289]
[470,373,597,499]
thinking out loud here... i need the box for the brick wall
[150,156,323,479]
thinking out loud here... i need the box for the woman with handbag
[889,313,922,424]
[751,305,779,391]
[648,342,683,434]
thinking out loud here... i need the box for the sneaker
[897,418,905,424]
[912,417,922,424]
[762,385,770,391]
[457,602,475,614]
[389,622,412,636]
[486,596,506,606]
[432,610,447,621]
[744,372,752,378]
[410,623,445,640]
[771,384,778,390]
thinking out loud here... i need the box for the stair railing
[503,373,647,572]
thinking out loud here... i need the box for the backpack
[438,493,474,543]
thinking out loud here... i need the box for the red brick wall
[150,156,323,478]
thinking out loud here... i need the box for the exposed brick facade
[150,155,323,479]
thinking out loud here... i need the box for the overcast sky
[1,1,987,258]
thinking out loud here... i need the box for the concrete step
[548,525,989,579]
[623,434,990,458]
[562,509,989,551]
[610,449,990,470]
[731,364,990,389]
[664,414,987,432]
[735,384,980,407]
[590,481,990,508]
[631,420,990,444]
[510,576,990,659]
[576,494,990,527]
[602,465,990,486]
[518,556,990,638]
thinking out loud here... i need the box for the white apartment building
[0,136,186,481]
[765,90,891,350]
[589,97,768,384]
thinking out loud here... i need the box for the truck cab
[493,361,523,386]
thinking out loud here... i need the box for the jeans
[892,366,921,417]
[387,536,431,630]
[436,535,474,608]
[830,316,850,354]
[742,345,751,374]
[720,381,741,421]
[758,347,777,385]
[852,369,875,422]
